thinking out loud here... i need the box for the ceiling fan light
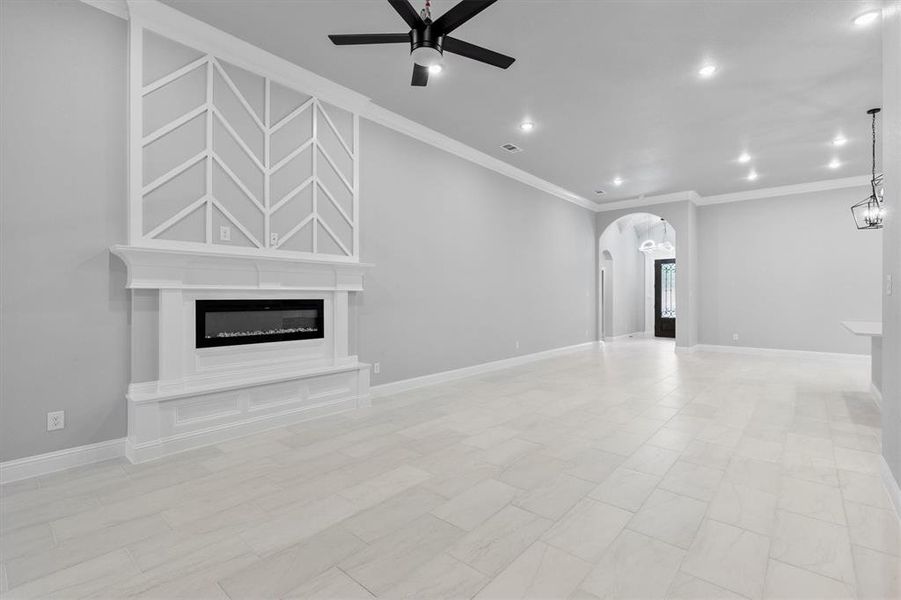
[411,45,443,68]
[428,64,443,74]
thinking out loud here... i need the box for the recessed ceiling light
[853,11,880,27]
[829,158,842,169]
[428,64,443,74]
[698,64,717,78]
[832,135,848,146]
[519,121,534,132]
[747,170,758,181]
[738,152,751,163]
[613,177,624,186]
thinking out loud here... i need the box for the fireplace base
[126,362,369,463]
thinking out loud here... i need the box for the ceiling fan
[329,0,515,87]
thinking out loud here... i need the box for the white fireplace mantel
[110,244,372,291]
[110,244,372,463]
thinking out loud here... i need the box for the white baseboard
[604,332,646,342]
[871,383,883,409]
[690,344,869,361]
[0,438,126,485]
[370,341,601,399]
[880,456,901,522]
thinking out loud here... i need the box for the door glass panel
[661,262,676,318]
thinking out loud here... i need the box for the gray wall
[880,1,901,490]
[0,0,130,461]
[698,188,882,354]
[355,121,597,386]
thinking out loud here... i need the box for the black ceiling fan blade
[387,0,423,29]
[329,33,410,45]
[432,0,498,35]
[411,63,429,86]
[443,36,515,69]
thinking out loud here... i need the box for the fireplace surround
[111,245,371,463]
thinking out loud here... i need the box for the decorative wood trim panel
[128,1,360,260]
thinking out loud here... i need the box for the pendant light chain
[871,109,878,200]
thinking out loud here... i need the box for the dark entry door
[654,259,676,338]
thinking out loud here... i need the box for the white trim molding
[594,176,871,213]
[371,341,601,398]
[697,175,871,206]
[594,191,701,213]
[0,438,126,484]
[689,343,870,361]
[880,456,901,522]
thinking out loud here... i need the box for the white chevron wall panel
[130,24,360,260]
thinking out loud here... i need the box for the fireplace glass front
[195,299,324,348]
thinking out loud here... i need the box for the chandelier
[639,218,673,253]
[851,108,884,230]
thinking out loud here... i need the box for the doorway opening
[598,213,676,340]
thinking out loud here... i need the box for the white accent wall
[697,186,882,354]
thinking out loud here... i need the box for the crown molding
[697,175,871,206]
[81,0,129,20]
[79,0,594,212]
[594,190,701,213]
[361,104,596,211]
[594,175,872,213]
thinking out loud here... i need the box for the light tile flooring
[2,339,899,599]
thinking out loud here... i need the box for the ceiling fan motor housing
[410,26,444,67]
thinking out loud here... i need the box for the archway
[598,212,676,341]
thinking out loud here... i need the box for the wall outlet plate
[47,411,65,431]
[219,225,231,241]
[732,333,739,341]
[373,362,381,374]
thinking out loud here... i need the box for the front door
[654,259,676,338]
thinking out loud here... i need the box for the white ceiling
[164,0,883,203]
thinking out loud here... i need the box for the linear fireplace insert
[195,299,324,348]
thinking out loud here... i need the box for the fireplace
[195,299,325,348]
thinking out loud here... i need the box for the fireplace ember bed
[195,299,325,348]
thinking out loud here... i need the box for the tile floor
[1,339,899,599]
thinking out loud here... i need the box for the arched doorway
[598,213,676,340]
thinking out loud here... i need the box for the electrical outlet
[47,411,65,431]
[373,362,381,375]
[219,225,231,241]
[270,232,279,247]
[515,340,520,350]
[887,274,893,296]
[732,333,739,342]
